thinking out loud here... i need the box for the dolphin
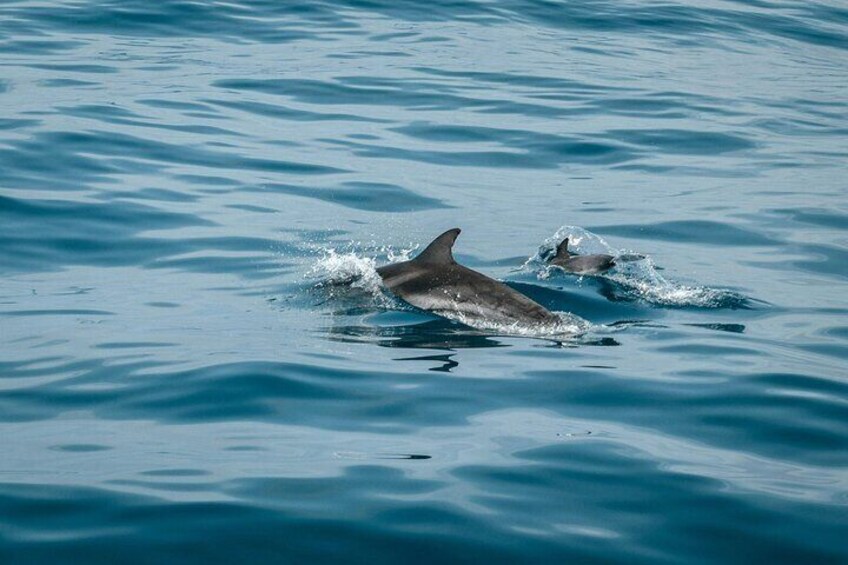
[377,228,561,327]
[548,237,616,275]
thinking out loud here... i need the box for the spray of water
[524,226,749,308]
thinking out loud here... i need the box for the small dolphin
[548,237,616,275]
[377,228,560,327]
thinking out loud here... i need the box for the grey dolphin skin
[549,238,616,275]
[377,228,560,327]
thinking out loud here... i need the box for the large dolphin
[548,237,615,275]
[377,228,561,327]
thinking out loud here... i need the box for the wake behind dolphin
[376,228,572,331]
[525,225,750,309]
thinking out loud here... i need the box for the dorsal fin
[552,237,571,262]
[414,228,460,264]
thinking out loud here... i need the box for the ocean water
[1,0,847,562]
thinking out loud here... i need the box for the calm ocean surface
[1,1,847,562]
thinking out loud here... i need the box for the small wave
[305,245,413,309]
[524,226,749,309]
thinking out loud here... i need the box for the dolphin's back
[549,236,615,275]
[553,254,616,275]
[376,229,560,327]
[381,261,558,326]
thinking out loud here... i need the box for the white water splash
[307,248,381,293]
[305,244,416,308]
[524,226,748,309]
[434,307,591,338]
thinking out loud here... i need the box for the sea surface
[1,1,847,563]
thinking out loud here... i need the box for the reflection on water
[323,318,510,350]
[394,353,459,373]
[322,315,622,372]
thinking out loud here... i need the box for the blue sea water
[1,0,847,562]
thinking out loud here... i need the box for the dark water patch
[612,128,755,155]
[507,281,656,324]
[740,8,848,51]
[26,63,117,74]
[819,325,848,340]
[144,302,180,308]
[500,0,731,37]
[0,193,211,273]
[492,0,848,52]
[686,323,746,334]
[0,133,126,191]
[0,118,39,130]
[360,123,638,165]
[212,76,479,107]
[334,50,412,59]
[409,66,619,93]
[139,469,209,477]
[0,39,86,54]
[325,137,552,168]
[172,174,240,187]
[0,194,290,277]
[4,0,358,43]
[751,117,848,137]
[786,242,848,280]
[95,187,200,203]
[796,342,848,362]
[49,444,113,452]
[593,220,779,246]
[0,356,86,380]
[227,204,278,213]
[0,479,626,564]
[498,442,846,562]
[768,207,848,230]
[0,130,343,192]
[0,360,484,430]
[107,479,215,493]
[519,367,848,468]
[613,163,759,178]
[589,92,747,119]
[696,404,848,467]
[57,104,242,137]
[336,0,500,24]
[655,343,760,358]
[214,77,580,118]
[94,342,175,350]
[262,181,450,212]
[591,98,687,119]
[370,31,420,41]
[137,98,215,112]
[392,122,504,143]
[0,309,115,318]
[207,98,390,123]
[37,78,100,88]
